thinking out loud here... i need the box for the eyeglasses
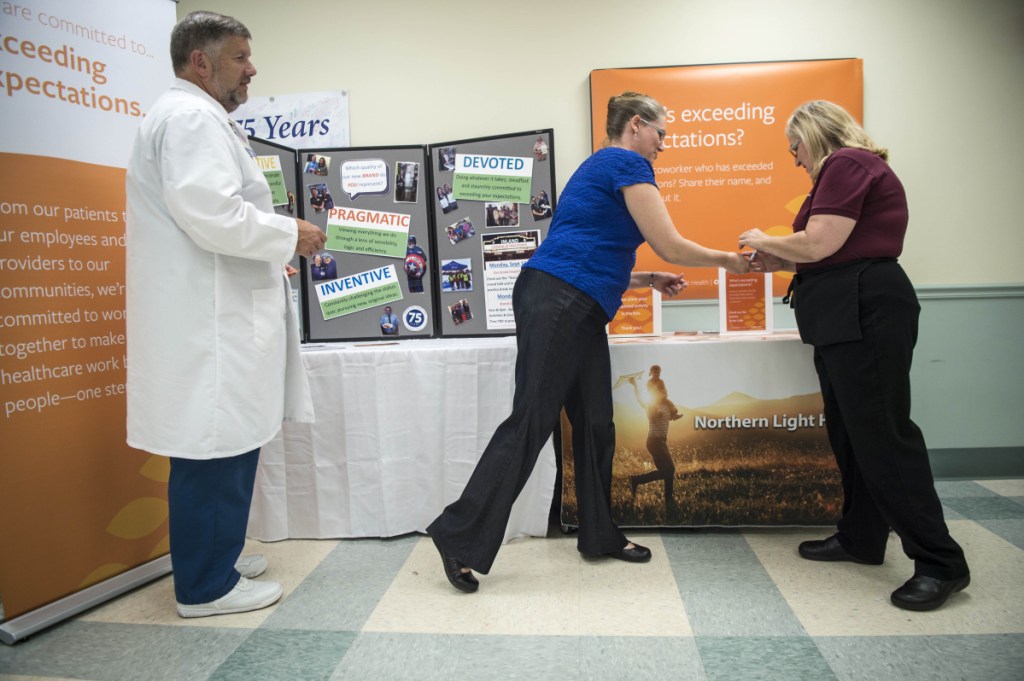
[641,119,666,142]
[788,140,801,157]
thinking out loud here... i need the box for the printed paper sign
[341,159,389,199]
[453,153,533,203]
[718,270,773,334]
[325,206,410,258]
[255,155,288,206]
[481,230,540,330]
[609,288,662,336]
[314,264,403,320]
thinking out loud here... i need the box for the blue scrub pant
[168,448,260,604]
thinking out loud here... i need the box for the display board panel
[295,145,437,342]
[248,137,304,335]
[428,130,555,337]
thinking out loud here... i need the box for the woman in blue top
[428,92,750,593]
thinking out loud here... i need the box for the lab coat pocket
[252,287,286,354]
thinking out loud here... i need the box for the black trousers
[809,263,968,580]
[427,268,627,574]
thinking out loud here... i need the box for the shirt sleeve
[612,153,657,192]
[809,155,877,221]
[157,107,297,263]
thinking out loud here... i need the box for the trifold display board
[250,130,556,342]
[428,130,555,337]
[247,137,304,325]
[294,145,435,342]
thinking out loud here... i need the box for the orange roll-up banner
[0,0,175,634]
[591,59,863,299]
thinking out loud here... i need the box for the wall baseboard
[930,447,1024,480]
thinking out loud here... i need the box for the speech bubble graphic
[341,159,389,199]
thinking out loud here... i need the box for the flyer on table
[609,288,662,337]
[718,269,773,334]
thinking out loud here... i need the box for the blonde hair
[786,100,888,180]
[604,92,665,145]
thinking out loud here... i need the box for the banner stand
[0,556,171,645]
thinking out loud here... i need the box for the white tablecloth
[248,336,556,542]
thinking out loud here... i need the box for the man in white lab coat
[125,11,327,618]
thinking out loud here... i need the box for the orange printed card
[609,287,661,336]
[718,270,772,334]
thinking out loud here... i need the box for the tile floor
[1,479,1022,680]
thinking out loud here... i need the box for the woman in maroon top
[739,101,969,612]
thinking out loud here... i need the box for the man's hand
[295,219,327,259]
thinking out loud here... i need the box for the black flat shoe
[431,536,479,593]
[891,574,970,612]
[607,542,652,563]
[798,535,882,565]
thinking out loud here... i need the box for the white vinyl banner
[0,0,175,165]
[233,90,351,148]
[0,0,175,641]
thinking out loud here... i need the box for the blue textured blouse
[523,147,655,319]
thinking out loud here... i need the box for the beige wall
[176,0,1024,286]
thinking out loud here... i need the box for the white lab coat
[125,78,314,459]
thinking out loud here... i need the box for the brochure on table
[608,287,662,337]
[428,130,556,337]
[718,269,773,334]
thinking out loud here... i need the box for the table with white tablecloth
[247,336,556,543]
[248,331,835,541]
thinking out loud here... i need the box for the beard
[224,84,248,111]
[208,62,249,113]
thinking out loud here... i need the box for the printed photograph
[437,146,456,171]
[309,251,338,281]
[485,202,520,227]
[378,305,399,336]
[395,161,419,203]
[303,153,331,176]
[531,189,552,221]
[308,183,334,213]
[436,184,458,214]
[440,259,473,292]
[448,298,473,326]
[446,217,475,245]
[533,135,549,161]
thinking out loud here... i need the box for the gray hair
[170,11,251,75]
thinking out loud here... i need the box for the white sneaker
[235,554,268,579]
[176,577,283,618]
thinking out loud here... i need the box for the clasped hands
[738,228,787,273]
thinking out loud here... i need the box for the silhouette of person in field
[628,365,682,515]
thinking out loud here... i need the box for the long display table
[248,331,838,541]
[248,336,555,542]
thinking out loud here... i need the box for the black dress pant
[427,268,627,574]
[808,262,968,580]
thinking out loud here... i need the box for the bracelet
[649,272,655,288]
